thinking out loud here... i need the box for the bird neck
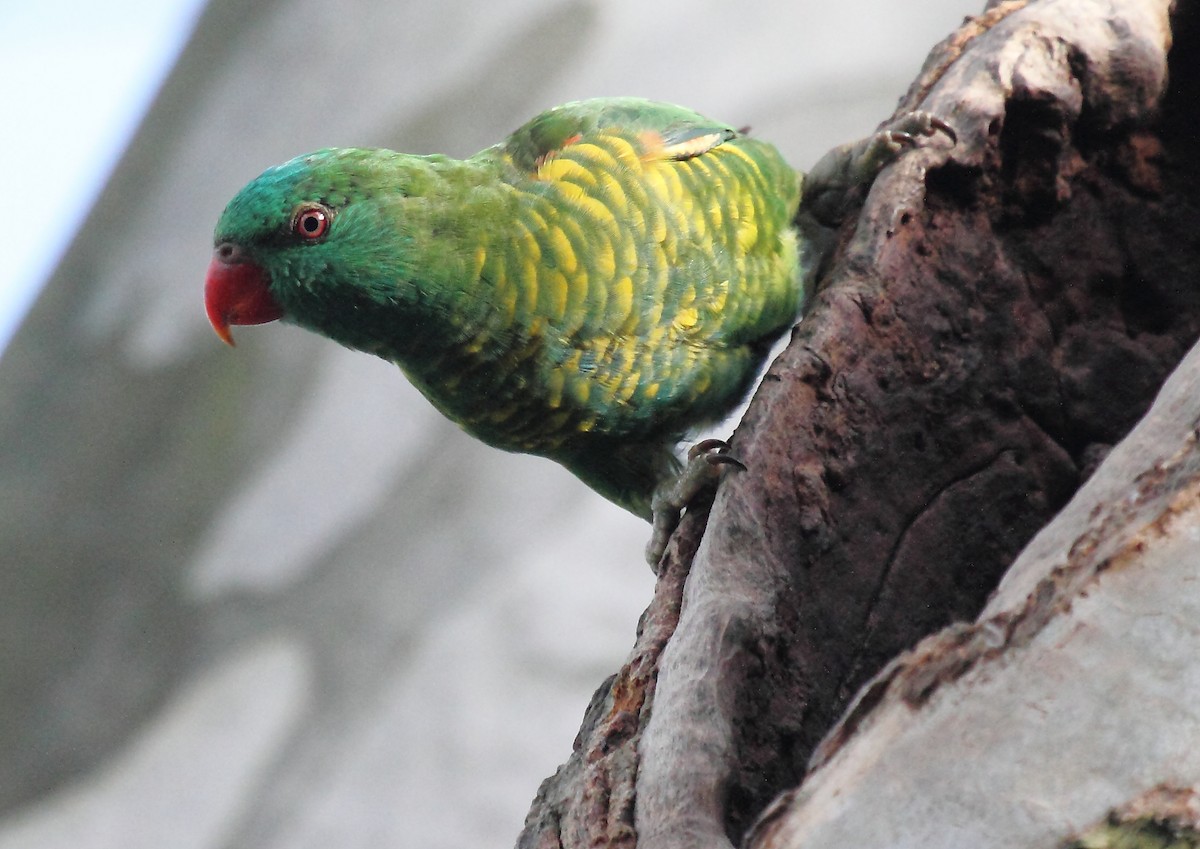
[287,152,521,370]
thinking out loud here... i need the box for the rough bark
[748,299,1200,848]
[519,0,1200,846]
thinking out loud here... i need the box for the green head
[204,148,424,347]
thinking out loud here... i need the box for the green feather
[212,98,805,518]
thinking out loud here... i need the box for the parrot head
[204,148,406,346]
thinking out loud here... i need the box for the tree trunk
[519,1,1200,846]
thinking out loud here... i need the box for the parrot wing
[503,97,738,171]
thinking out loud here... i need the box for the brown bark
[519,0,1198,846]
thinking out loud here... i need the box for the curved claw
[928,115,957,144]
[706,453,747,471]
[688,437,733,460]
[885,131,918,149]
[879,115,956,153]
[645,438,748,570]
[691,438,744,470]
[687,437,747,470]
[892,110,955,138]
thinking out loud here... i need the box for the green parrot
[204,97,949,565]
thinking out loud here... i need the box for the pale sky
[0,0,207,354]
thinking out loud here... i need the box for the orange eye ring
[292,203,332,240]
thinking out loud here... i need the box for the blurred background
[0,1,981,846]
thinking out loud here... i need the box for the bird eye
[292,203,331,240]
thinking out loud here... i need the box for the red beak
[204,246,282,346]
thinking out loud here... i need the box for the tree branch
[520,0,1198,845]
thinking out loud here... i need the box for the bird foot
[802,110,956,227]
[645,439,747,571]
[854,112,956,180]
